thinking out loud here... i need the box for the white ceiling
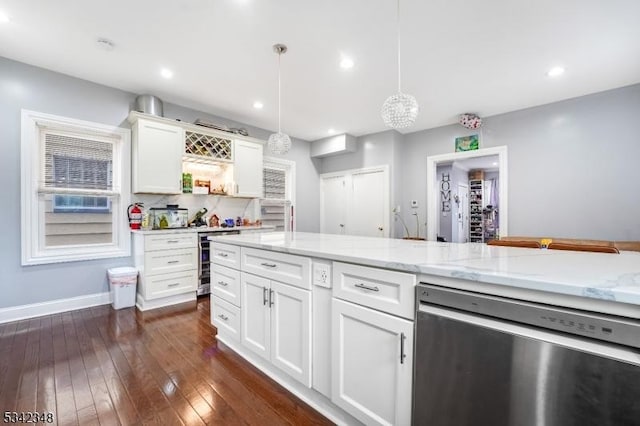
[1,0,639,141]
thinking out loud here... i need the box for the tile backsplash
[133,194,259,225]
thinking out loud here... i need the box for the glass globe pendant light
[268,44,292,155]
[381,0,419,128]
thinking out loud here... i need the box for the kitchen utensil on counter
[224,218,235,227]
[134,94,164,117]
[235,216,242,226]
[209,214,220,227]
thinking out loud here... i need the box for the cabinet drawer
[145,232,196,251]
[211,295,241,342]
[241,247,311,290]
[212,264,241,307]
[146,270,197,300]
[333,262,415,319]
[144,248,197,275]
[211,243,241,269]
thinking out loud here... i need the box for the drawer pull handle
[218,314,229,321]
[167,260,180,264]
[218,253,229,258]
[355,283,380,292]
[261,262,277,268]
[168,283,180,287]
[400,332,407,364]
[167,240,179,244]
[217,281,228,287]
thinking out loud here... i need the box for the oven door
[413,304,640,426]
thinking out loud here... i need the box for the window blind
[263,168,286,200]
[40,130,117,195]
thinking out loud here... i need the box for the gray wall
[401,84,640,241]
[0,56,319,309]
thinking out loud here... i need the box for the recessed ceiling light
[328,128,336,135]
[160,68,173,79]
[547,66,565,77]
[253,101,264,109]
[340,57,354,69]
[0,10,10,23]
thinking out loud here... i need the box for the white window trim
[21,110,131,265]
[263,156,296,231]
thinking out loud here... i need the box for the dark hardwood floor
[0,297,333,425]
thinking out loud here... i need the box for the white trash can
[107,267,138,309]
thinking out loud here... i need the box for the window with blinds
[21,110,130,265]
[41,131,116,246]
[261,162,294,232]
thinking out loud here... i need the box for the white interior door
[320,175,347,235]
[240,273,270,360]
[350,170,388,237]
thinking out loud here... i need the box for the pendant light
[268,44,292,155]
[381,0,419,128]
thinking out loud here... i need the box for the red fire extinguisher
[127,203,144,230]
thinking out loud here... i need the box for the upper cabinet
[129,112,264,197]
[132,117,184,194]
[233,139,264,198]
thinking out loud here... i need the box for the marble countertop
[209,232,640,308]
[131,225,276,235]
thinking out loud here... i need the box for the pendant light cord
[278,51,282,134]
[397,0,402,93]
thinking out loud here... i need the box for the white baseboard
[0,292,111,324]
[135,292,196,311]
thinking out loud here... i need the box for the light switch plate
[312,260,332,288]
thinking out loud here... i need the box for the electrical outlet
[313,261,332,288]
[411,200,419,208]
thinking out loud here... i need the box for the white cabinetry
[332,261,415,425]
[332,298,413,426]
[233,139,264,197]
[241,272,312,387]
[131,118,184,194]
[132,231,198,310]
[212,244,312,387]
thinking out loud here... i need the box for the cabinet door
[270,281,311,387]
[240,273,271,360]
[332,299,413,426]
[233,140,263,197]
[132,119,184,194]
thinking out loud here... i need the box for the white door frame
[426,146,508,241]
[320,165,390,237]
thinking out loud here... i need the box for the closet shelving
[469,179,484,243]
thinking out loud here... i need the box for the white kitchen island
[207,232,640,426]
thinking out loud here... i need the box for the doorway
[426,146,508,241]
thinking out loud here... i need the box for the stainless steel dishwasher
[413,284,640,426]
